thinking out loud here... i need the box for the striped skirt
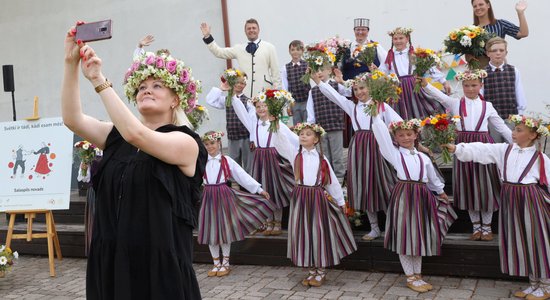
[385,181,457,256]
[251,147,294,209]
[287,185,357,268]
[499,183,550,278]
[198,183,275,245]
[453,131,500,212]
[347,130,396,212]
[392,75,446,120]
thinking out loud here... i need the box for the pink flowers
[180,69,190,84]
[156,57,165,69]
[187,81,197,94]
[145,55,155,65]
[166,60,178,73]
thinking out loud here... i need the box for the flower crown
[251,89,294,104]
[508,115,550,137]
[455,69,488,81]
[388,27,414,36]
[389,119,422,132]
[292,122,326,136]
[201,131,225,142]
[124,50,202,112]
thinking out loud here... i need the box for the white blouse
[231,96,299,148]
[371,116,445,194]
[454,142,550,189]
[204,154,263,194]
[317,81,402,131]
[378,49,446,83]
[423,84,512,143]
[272,131,345,206]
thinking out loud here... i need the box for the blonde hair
[173,106,192,128]
[485,36,507,51]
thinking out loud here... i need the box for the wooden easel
[4,97,63,277]
[5,210,62,277]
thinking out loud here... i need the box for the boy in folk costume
[206,71,253,173]
[281,40,311,125]
[306,65,349,182]
[445,115,550,300]
[313,70,402,241]
[378,27,449,120]
[199,131,274,277]
[272,122,357,287]
[231,90,299,236]
[421,70,512,241]
[371,116,456,293]
[482,37,528,142]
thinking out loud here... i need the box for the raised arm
[421,79,456,108]
[515,0,529,38]
[231,95,255,133]
[371,115,400,166]
[78,42,198,174]
[205,87,227,110]
[381,103,403,126]
[317,81,353,115]
[227,156,263,193]
[271,129,298,166]
[62,26,113,150]
[201,22,238,59]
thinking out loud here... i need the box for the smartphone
[75,20,112,42]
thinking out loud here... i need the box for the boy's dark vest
[285,60,311,103]
[484,64,518,118]
[226,94,250,140]
[312,81,344,132]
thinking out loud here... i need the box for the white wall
[0,0,548,135]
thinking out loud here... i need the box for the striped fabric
[198,183,275,245]
[347,130,396,212]
[287,185,357,267]
[484,19,520,39]
[483,64,518,118]
[286,60,310,102]
[499,183,550,278]
[251,147,294,209]
[384,181,457,256]
[391,75,445,120]
[453,131,501,212]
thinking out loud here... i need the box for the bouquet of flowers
[322,36,351,66]
[254,89,295,132]
[302,43,336,84]
[421,113,460,164]
[74,141,102,177]
[360,70,402,116]
[443,25,493,69]
[187,104,209,130]
[0,244,18,277]
[352,41,379,67]
[221,68,244,107]
[412,47,442,93]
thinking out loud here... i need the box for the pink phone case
[76,20,112,42]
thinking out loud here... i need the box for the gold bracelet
[94,79,112,93]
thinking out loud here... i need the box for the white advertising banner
[0,117,73,211]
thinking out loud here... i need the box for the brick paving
[0,256,526,299]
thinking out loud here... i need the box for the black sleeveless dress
[87,124,206,300]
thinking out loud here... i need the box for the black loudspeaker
[3,65,15,92]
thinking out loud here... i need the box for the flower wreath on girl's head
[508,115,550,138]
[389,119,422,133]
[292,122,326,136]
[455,69,488,81]
[123,50,202,113]
[387,27,414,37]
[201,131,225,142]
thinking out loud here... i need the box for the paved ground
[0,256,526,299]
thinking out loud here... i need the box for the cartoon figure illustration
[33,142,51,175]
[11,145,31,178]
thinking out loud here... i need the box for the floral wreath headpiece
[251,89,294,105]
[389,119,422,132]
[455,69,488,81]
[201,131,225,142]
[292,122,326,136]
[388,27,414,37]
[508,115,550,137]
[124,50,202,112]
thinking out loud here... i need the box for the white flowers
[460,35,472,47]
[13,252,18,259]
[0,256,7,265]
[479,40,485,48]
[315,57,324,66]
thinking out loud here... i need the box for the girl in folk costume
[371,116,456,293]
[421,70,512,241]
[272,122,357,287]
[313,70,402,241]
[378,27,449,120]
[199,131,274,277]
[231,93,298,236]
[445,115,550,300]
